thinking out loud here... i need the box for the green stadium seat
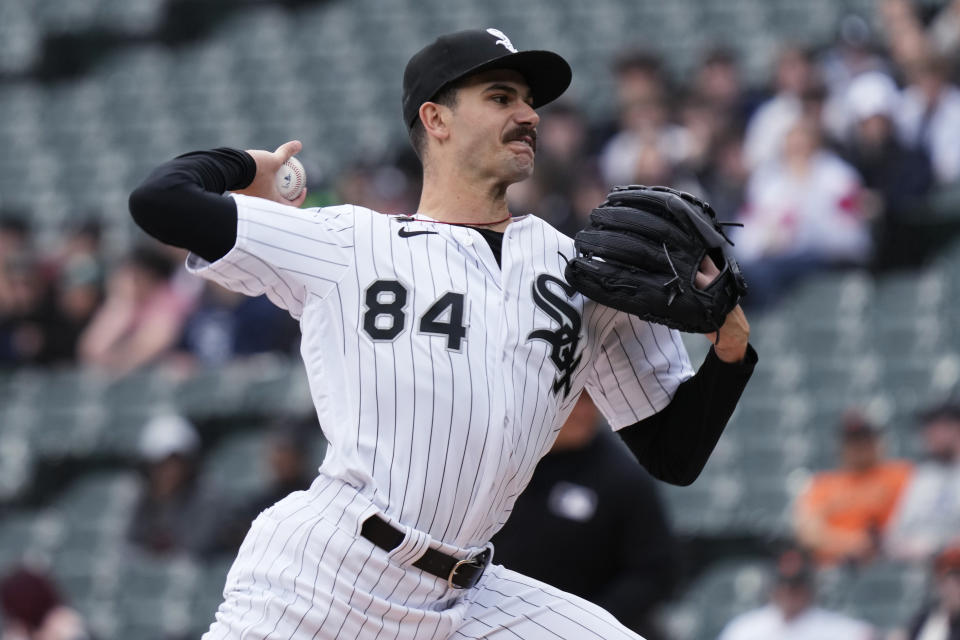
[190,557,235,634]
[200,430,270,502]
[833,561,928,632]
[665,558,771,640]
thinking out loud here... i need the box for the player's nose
[515,101,540,127]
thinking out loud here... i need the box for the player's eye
[491,94,509,104]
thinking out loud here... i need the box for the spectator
[334,160,419,215]
[245,416,317,516]
[491,393,680,639]
[839,71,934,270]
[675,91,724,182]
[0,216,48,367]
[78,245,193,377]
[127,413,224,558]
[896,55,960,185]
[565,169,611,237]
[41,219,103,287]
[897,545,960,640]
[35,254,103,365]
[698,130,750,224]
[175,281,299,368]
[593,48,669,147]
[820,13,891,141]
[793,412,912,566]
[886,401,960,562]
[0,565,89,640]
[507,102,591,236]
[599,50,693,187]
[743,45,820,170]
[221,416,319,551]
[691,46,758,134]
[733,116,870,309]
[717,548,875,640]
[821,14,889,93]
[0,215,31,311]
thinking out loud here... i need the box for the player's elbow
[129,181,176,243]
[642,459,703,486]
[129,184,155,230]
[657,469,701,487]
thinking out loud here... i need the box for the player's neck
[417,173,513,232]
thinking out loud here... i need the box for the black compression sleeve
[128,148,256,263]
[617,344,757,486]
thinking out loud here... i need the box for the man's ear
[419,102,451,143]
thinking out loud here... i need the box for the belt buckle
[447,551,486,590]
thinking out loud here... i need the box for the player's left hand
[235,140,308,207]
[696,256,750,363]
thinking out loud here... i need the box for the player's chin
[503,156,535,181]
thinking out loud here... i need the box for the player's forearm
[129,148,255,262]
[617,343,757,485]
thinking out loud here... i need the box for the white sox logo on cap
[486,28,517,53]
[402,29,571,129]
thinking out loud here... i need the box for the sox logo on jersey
[191,195,693,639]
[527,274,582,400]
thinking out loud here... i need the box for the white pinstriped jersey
[187,194,693,548]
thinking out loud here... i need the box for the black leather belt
[360,514,490,589]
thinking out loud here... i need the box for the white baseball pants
[201,475,644,640]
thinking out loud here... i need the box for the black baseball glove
[564,185,747,333]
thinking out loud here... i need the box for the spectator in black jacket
[127,413,224,558]
[491,393,680,640]
[840,71,934,270]
[220,415,319,551]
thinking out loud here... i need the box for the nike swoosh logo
[398,228,438,238]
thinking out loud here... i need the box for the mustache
[504,126,537,151]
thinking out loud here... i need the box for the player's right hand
[235,140,308,207]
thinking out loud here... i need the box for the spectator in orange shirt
[794,411,912,566]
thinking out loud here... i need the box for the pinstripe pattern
[191,196,694,639]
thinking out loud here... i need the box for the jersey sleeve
[585,313,694,429]
[185,194,356,319]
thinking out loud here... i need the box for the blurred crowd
[0,220,300,374]
[3,0,960,371]
[3,393,957,639]
[4,0,960,638]
[4,2,960,370]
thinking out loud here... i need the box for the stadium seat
[664,558,771,640]
[200,429,270,501]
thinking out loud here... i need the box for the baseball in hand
[276,156,306,200]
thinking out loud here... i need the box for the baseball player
[129,28,756,640]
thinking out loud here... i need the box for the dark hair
[0,212,30,237]
[0,567,62,631]
[702,45,737,68]
[611,48,663,77]
[408,81,462,162]
[127,245,175,281]
[66,216,103,242]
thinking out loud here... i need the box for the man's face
[841,434,880,472]
[443,69,540,185]
[772,582,813,620]
[922,418,960,463]
[938,571,960,614]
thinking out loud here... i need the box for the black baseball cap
[402,28,572,129]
